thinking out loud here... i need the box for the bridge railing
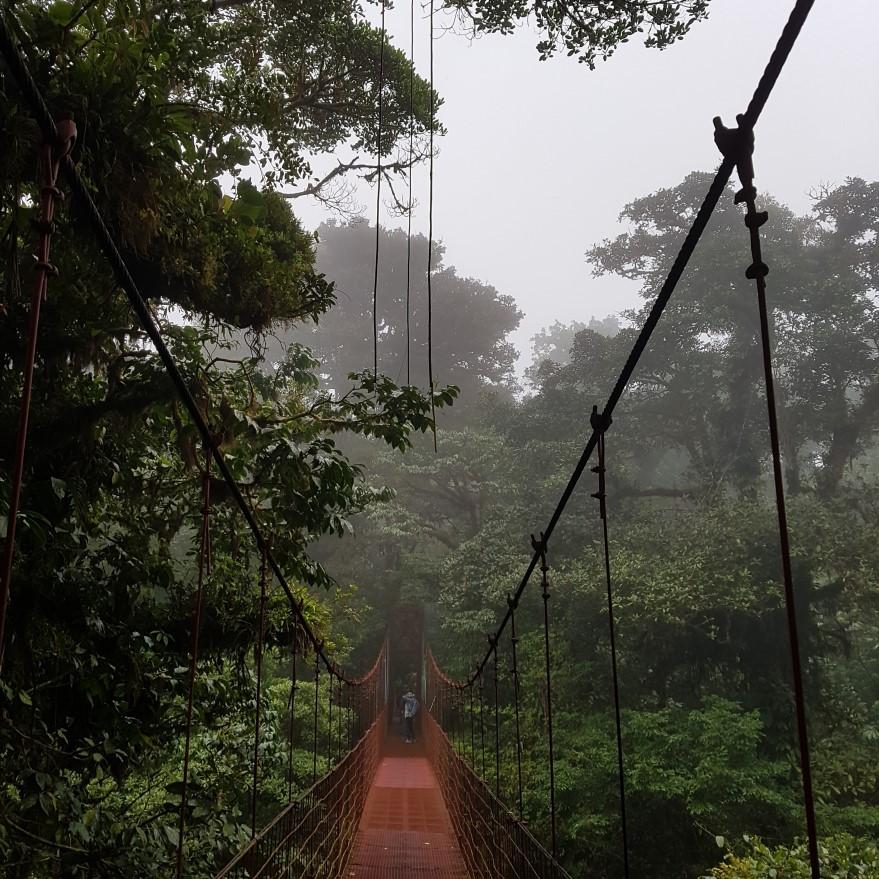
[425,654,571,879]
[215,706,385,879]
[214,642,388,879]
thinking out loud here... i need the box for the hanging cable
[459,686,466,754]
[714,115,820,879]
[469,684,475,768]
[250,537,270,838]
[532,533,558,859]
[431,0,817,688]
[478,671,486,778]
[0,119,76,671]
[591,407,629,878]
[287,623,298,803]
[312,649,320,783]
[508,595,525,820]
[346,680,353,751]
[405,0,415,385]
[491,636,500,801]
[337,671,343,760]
[371,0,387,383]
[176,444,212,878]
[0,1,816,695]
[461,684,467,760]
[426,0,437,449]
[327,668,334,767]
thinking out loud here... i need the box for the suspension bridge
[0,0,829,876]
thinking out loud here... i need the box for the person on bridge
[402,689,419,743]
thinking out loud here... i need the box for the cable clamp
[746,261,769,280]
[530,532,547,555]
[744,210,769,230]
[713,113,756,200]
[590,404,612,434]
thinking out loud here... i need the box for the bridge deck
[347,733,469,878]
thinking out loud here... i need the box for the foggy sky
[291,0,879,370]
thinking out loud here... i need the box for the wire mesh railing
[425,651,570,879]
[215,648,387,879]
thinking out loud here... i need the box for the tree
[584,172,879,496]
[445,0,711,66]
[269,220,522,418]
[526,315,620,387]
[421,172,879,877]
[0,3,453,874]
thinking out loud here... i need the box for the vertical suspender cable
[405,0,415,385]
[491,639,500,801]
[508,597,525,820]
[714,115,820,879]
[371,0,387,383]
[287,625,298,803]
[478,671,486,778]
[336,674,342,759]
[591,408,629,878]
[532,532,558,859]
[427,0,437,449]
[250,539,270,838]
[0,121,76,671]
[469,684,475,768]
[347,681,353,750]
[460,687,466,754]
[327,669,334,767]
[312,650,320,782]
[176,445,212,878]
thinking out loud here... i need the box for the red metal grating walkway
[347,735,470,878]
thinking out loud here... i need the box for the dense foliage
[2,2,877,878]
[322,174,879,877]
[270,219,523,416]
[0,1,450,875]
[445,0,711,65]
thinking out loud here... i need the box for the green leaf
[46,1,75,25]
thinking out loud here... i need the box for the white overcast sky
[292,0,879,367]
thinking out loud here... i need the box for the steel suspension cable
[347,680,353,751]
[462,686,468,756]
[532,533,558,859]
[491,638,500,801]
[176,445,212,878]
[327,670,334,767]
[0,120,76,671]
[337,674,343,760]
[508,596,525,820]
[455,0,817,687]
[250,539,270,838]
[427,0,437,449]
[0,11,368,687]
[713,115,820,879]
[312,651,320,783]
[405,0,415,385]
[478,671,486,778]
[287,626,298,803]
[469,684,476,768]
[371,0,387,383]
[591,407,629,878]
